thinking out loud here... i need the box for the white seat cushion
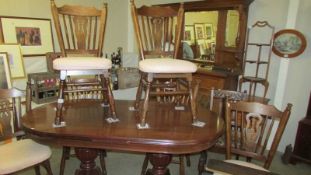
[205,159,269,175]
[224,159,269,171]
[53,57,112,70]
[139,58,197,73]
[0,139,52,174]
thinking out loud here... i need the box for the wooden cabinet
[283,92,311,165]
[194,68,239,91]
[166,0,254,90]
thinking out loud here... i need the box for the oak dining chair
[204,98,292,175]
[0,88,53,175]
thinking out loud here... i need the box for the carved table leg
[74,147,102,175]
[198,150,207,175]
[146,153,172,175]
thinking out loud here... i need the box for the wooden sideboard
[194,67,240,91]
[166,0,254,91]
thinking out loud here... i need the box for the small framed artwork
[0,44,25,79]
[204,23,214,39]
[194,23,205,40]
[0,16,54,57]
[272,29,307,58]
[0,52,12,88]
[184,25,195,44]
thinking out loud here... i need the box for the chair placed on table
[204,98,292,175]
[0,88,53,175]
[130,0,199,129]
[50,0,116,174]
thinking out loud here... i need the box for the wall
[0,0,128,89]
[280,0,311,151]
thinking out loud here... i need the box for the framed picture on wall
[0,44,25,79]
[0,16,54,57]
[184,25,195,44]
[194,23,205,40]
[0,52,12,88]
[204,23,214,39]
[272,29,307,58]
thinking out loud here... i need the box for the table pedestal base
[146,153,172,175]
[74,147,102,175]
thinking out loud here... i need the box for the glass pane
[184,11,218,61]
[225,10,240,47]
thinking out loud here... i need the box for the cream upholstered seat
[53,57,112,70]
[0,139,52,174]
[204,160,269,175]
[0,88,53,175]
[139,58,197,73]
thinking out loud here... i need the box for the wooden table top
[22,100,224,154]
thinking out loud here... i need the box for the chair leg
[186,154,191,167]
[140,78,152,128]
[34,165,40,175]
[55,72,66,126]
[187,79,197,123]
[141,154,149,175]
[26,80,32,112]
[60,146,70,175]
[238,78,244,92]
[101,74,117,119]
[249,82,254,97]
[262,80,269,98]
[179,156,185,175]
[135,75,143,110]
[198,151,207,175]
[41,159,53,175]
[99,150,107,175]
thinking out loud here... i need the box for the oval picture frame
[272,29,306,58]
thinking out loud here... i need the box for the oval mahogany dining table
[22,100,224,175]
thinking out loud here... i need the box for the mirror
[183,9,240,65]
[225,10,240,47]
[183,11,218,61]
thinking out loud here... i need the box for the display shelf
[28,72,59,104]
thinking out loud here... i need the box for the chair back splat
[51,0,107,57]
[131,2,183,60]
